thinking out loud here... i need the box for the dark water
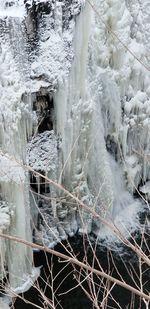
[12,234,150,309]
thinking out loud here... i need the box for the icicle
[0,180,32,289]
[0,298,10,309]
[0,17,33,289]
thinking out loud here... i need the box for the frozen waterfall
[0,0,150,293]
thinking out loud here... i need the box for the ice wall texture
[95,0,150,193]
[0,0,150,289]
[0,0,84,290]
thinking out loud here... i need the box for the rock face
[0,0,150,291]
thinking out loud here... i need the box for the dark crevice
[106,134,118,160]
[133,178,150,202]
[33,93,55,133]
[24,0,54,36]
[4,1,15,8]
[30,171,50,195]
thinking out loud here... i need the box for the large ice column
[0,22,33,289]
[87,97,114,217]
[1,180,32,289]
[54,1,92,186]
[54,1,115,226]
[53,2,95,233]
[0,119,33,289]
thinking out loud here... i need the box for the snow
[0,8,25,18]
[0,0,25,18]
[30,29,72,88]
[27,131,58,173]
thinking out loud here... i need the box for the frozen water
[0,299,10,309]
[0,0,150,294]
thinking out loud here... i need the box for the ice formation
[0,0,150,292]
[0,298,10,309]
